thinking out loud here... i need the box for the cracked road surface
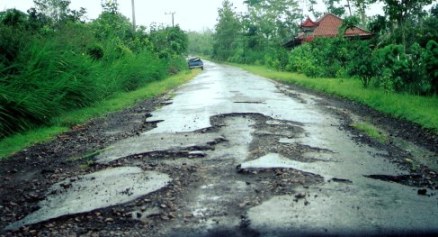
[2,61,437,236]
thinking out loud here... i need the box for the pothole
[234,101,264,104]
[5,167,171,231]
[95,132,225,164]
[365,174,436,189]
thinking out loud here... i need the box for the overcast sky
[0,0,247,31]
[0,0,385,32]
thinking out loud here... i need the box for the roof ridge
[315,12,340,23]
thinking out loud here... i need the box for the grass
[238,64,438,133]
[0,70,200,159]
[352,121,388,143]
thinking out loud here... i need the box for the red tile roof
[284,13,372,48]
[300,17,319,28]
[312,13,370,37]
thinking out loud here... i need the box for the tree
[324,0,346,16]
[213,0,242,61]
[0,9,28,27]
[338,15,360,35]
[101,0,119,14]
[349,0,375,26]
[187,30,214,56]
[418,4,438,47]
[33,0,70,22]
[303,0,323,18]
[92,11,132,41]
[380,0,433,49]
[244,0,301,43]
[423,40,438,93]
[150,26,188,57]
[29,0,86,27]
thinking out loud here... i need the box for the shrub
[374,44,409,92]
[87,44,104,60]
[423,40,438,94]
[346,40,376,87]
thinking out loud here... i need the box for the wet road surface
[5,61,438,235]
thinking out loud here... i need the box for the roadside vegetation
[0,70,199,159]
[197,0,438,132]
[239,65,438,132]
[352,121,388,143]
[0,0,191,157]
[187,30,214,56]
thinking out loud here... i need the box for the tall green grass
[239,65,438,132]
[0,34,171,138]
[0,70,199,159]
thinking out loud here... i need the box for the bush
[111,51,167,91]
[371,43,434,94]
[264,47,289,71]
[373,44,409,92]
[0,25,30,75]
[286,44,318,76]
[87,44,104,60]
[423,40,438,94]
[346,40,376,87]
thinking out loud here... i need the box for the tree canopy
[209,0,438,95]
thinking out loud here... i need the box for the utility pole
[165,11,176,27]
[131,0,136,31]
[345,0,352,17]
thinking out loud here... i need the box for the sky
[0,0,385,32]
[0,0,247,31]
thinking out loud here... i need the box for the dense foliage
[212,0,299,67]
[209,0,438,95]
[0,0,188,138]
[187,30,214,56]
[287,3,438,95]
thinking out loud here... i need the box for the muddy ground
[0,74,437,236]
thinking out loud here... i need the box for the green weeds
[352,122,388,143]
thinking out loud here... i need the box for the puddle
[5,167,171,230]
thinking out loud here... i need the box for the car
[188,57,204,70]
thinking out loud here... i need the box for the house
[284,13,372,48]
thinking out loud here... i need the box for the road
[2,61,437,236]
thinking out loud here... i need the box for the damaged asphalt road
[1,61,437,236]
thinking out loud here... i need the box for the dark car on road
[188,57,204,70]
